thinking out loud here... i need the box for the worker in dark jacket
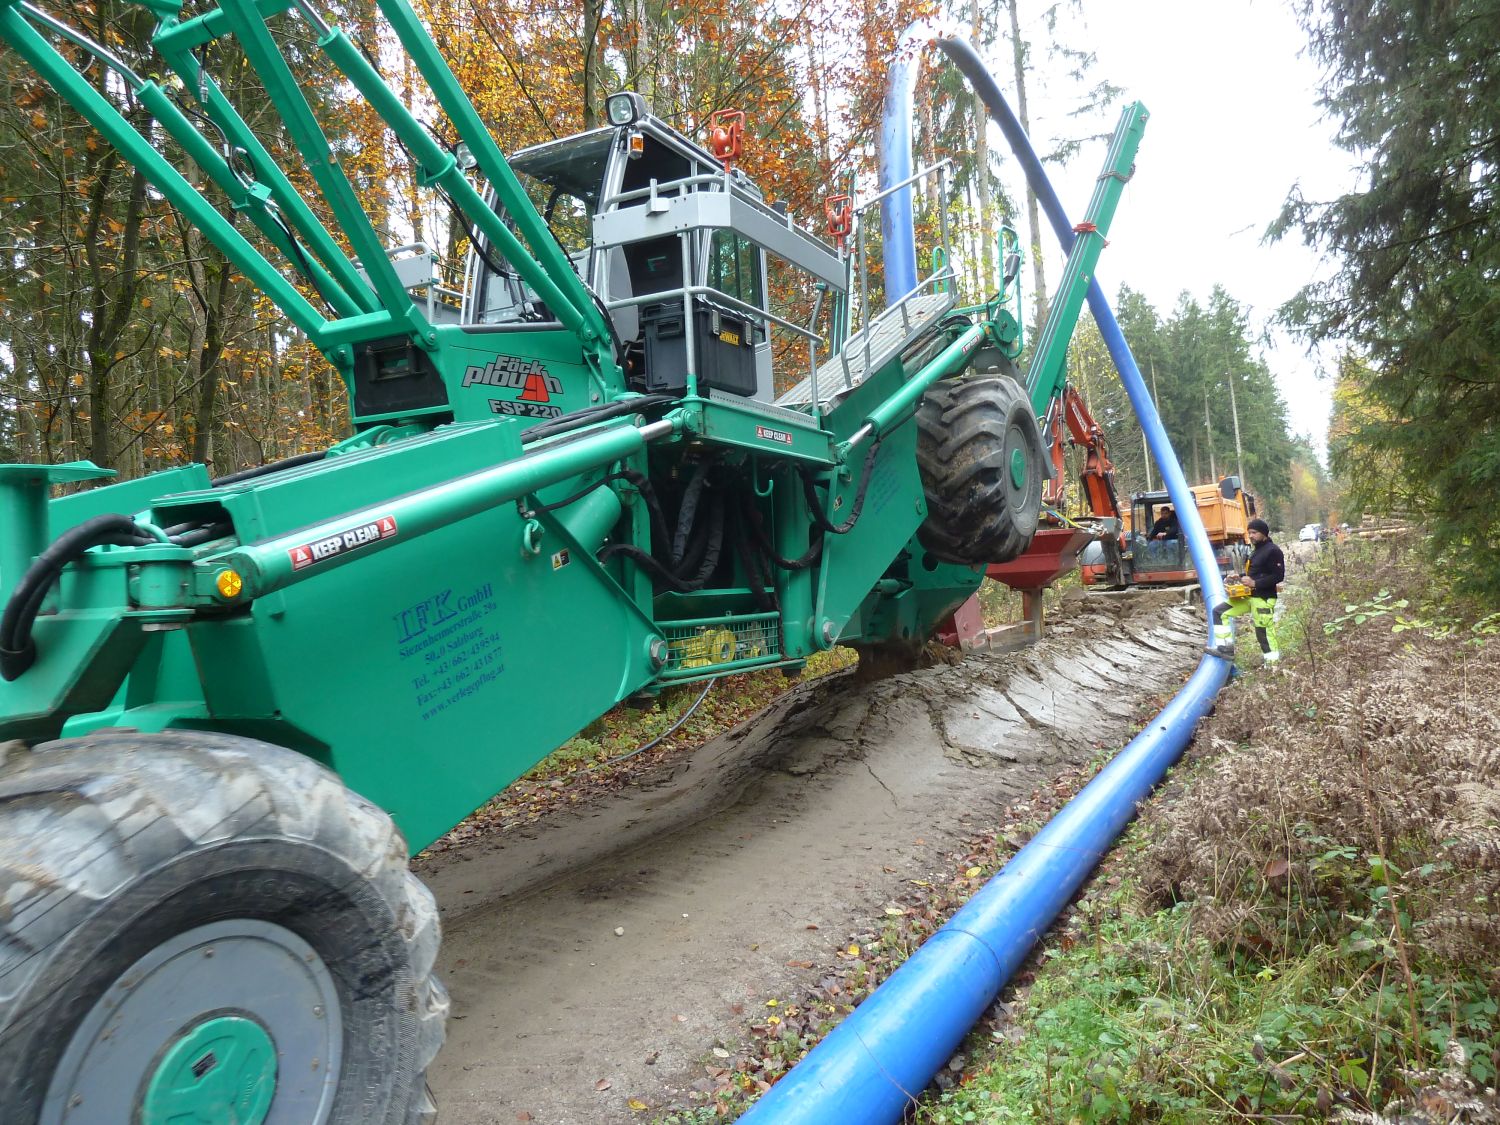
[1149,506,1180,540]
[1214,518,1285,664]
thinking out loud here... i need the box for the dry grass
[916,536,1500,1124]
[1138,539,1500,981]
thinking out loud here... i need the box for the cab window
[471,130,613,325]
[708,230,763,309]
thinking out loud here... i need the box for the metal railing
[590,159,959,417]
[835,159,957,396]
[599,168,830,264]
[596,169,838,415]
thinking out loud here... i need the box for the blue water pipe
[877,34,923,302]
[738,34,1234,1125]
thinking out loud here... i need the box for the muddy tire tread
[0,730,447,1124]
[916,369,1044,565]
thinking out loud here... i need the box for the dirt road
[418,591,1207,1124]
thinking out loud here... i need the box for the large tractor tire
[916,369,1046,565]
[0,730,447,1125]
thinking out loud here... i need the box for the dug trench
[417,589,1208,1124]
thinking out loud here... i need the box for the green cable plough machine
[0,0,1145,1114]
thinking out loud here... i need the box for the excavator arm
[1043,385,1122,521]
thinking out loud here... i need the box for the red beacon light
[824,194,853,252]
[707,109,744,172]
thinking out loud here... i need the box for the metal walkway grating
[776,291,956,410]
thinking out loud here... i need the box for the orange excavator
[1080,476,1256,588]
[1046,385,1122,525]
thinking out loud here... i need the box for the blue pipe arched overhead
[877,29,925,300]
[738,35,1234,1125]
[932,36,1228,621]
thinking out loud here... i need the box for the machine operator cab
[460,92,846,405]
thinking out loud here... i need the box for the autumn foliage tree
[1,0,953,477]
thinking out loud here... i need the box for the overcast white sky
[979,0,1353,454]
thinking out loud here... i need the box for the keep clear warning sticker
[288,515,398,571]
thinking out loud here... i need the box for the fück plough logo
[463,355,565,420]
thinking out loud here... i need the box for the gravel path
[418,591,1207,1124]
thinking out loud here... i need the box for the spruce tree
[1273,0,1500,596]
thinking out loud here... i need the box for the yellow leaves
[964,866,982,879]
[30,110,47,131]
[627,1099,648,1112]
[846,943,859,957]
[140,297,153,309]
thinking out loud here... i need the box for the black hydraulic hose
[686,498,726,585]
[212,450,325,487]
[673,460,714,567]
[582,281,628,369]
[599,489,726,593]
[443,194,511,280]
[614,468,673,561]
[676,495,712,576]
[798,438,884,536]
[520,395,675,444]
[598,544,674,586]
[676,479,732,580]
[0,515,154,681]
[730,504,775,612]
[524,470,631,517]
[172,521,235,548]
[742,488,824,571]
[613,678,716,763]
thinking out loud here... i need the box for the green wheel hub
[142,1016,277,1125]
[1009,445,1028,490]
[42,919,342,1125]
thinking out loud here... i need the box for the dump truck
[0,0,1148,1114]
[1081,475,1257,588]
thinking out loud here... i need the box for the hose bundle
[0,513,233,682]
[0,515,155,681]
[591,439,887,608]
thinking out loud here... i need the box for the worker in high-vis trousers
[1215,518,1285,664]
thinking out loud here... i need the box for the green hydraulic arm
[1025,101,1150,419]
[0,0,618,387]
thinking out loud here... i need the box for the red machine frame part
[935,526,1099,650]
